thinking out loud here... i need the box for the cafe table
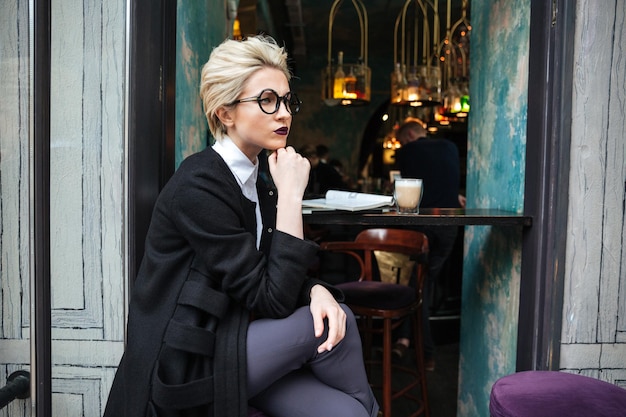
[303,207,532,228]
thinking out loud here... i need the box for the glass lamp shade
[322,63,371,106]
[323,0,370,107]
[390,64,442,107]
[442,82,463,114]
[460,94,470,112]
[459,80,470,112]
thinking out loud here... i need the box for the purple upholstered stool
[489,371,626,417]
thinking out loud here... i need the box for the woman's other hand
[309,284,346,353]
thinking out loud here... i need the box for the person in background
[316,144,330,164]
[392,117,464,371]
[104,35,378,417]
[301,144,350,198]
[317,144,355,190]
[329,157,356,191]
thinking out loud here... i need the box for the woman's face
[223,67,292,161]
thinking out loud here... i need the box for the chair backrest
[320,228,429,288]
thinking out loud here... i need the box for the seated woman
[103,35,379,417]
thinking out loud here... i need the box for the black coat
[104,146,332,417]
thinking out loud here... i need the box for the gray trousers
[247,305,379,417]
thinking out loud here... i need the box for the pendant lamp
[391,0,442,107]
[438,0,471,117]
[322,0,371,107]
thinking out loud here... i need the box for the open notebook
[303,190,394,212]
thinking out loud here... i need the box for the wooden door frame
[33,0,52,413]
[127,0,177,281]
[518,0,575,371]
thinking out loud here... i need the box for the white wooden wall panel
[48,0,127,415]
[561,0,626,385]
[0,0,31,343]
[563,1,611,344]
[100,0,127,342]
[46,0,126,336]
[598,0,626,344]
[53,378,100,417]
[614,1,626,347]
[1,6,33,416]
[0,0,126,415]
[50,0,104,324]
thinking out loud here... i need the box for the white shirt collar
[213,136,262,249]
[212,136,258,188]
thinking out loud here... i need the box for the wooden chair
[319,228,430,417]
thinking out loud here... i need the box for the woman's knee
[291,304,360,351]
[338,304,362,347]
[340,303,357,324]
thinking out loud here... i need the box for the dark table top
[303,208,532,227]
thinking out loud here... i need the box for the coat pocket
[151,277,229,412]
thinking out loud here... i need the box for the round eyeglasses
[230,89,302,115]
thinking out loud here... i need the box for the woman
[104,35,379,417]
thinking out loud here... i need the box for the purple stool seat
[490,371,626,417]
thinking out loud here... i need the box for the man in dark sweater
[392,118,463,370]
[300,144,351,198]
[395,119,462,208]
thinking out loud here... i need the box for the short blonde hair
[200,35,291,141]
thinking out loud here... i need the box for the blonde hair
[200,35,291,141]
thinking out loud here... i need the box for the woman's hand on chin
[268,146,310,199]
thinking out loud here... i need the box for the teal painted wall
[457,1,529,416]
[175,0,230,167]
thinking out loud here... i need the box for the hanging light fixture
[438,0,471,117]
[322,0,371,107]
[390,0,442,107]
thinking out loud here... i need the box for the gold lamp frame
[437,0,471,116]
[390,0,442,107]
[322,0,371,106]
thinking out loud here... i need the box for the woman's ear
[216,106,234,128]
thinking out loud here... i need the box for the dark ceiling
[246,0,470,75]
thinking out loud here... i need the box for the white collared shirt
[213,137,263,248]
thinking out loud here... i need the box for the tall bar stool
[320,228,430,417]
[490,371,626,417]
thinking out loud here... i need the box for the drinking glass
[394,178,423,214]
